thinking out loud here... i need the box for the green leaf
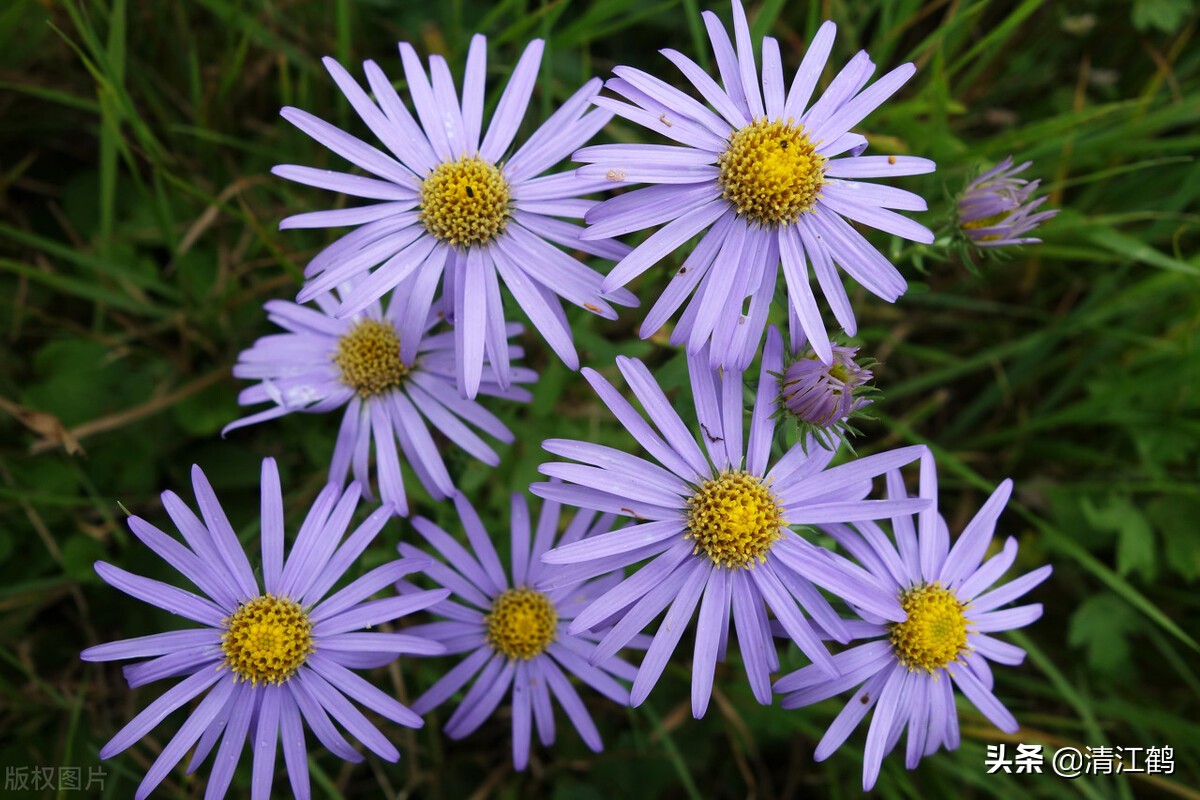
[1131,0,1194,34]
[1080,495,1157,581]
[1068,593,1140,675]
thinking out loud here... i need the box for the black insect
[779,140,789,150]
[700,423,724,443]
[466,186,475,198]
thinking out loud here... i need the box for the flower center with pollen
[485,588,558,660]
[222,595,314,685]
[420,156,511,246]
[686,471,786,568]
[890,583,970,672]
[333,319,409,397]
[718,118,826,226]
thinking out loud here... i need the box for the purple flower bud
[780,346,873,428]
[958,156,1058,248]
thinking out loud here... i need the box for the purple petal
[480,39,545,162]
[630,560,710,706]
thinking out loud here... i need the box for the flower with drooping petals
[958,156,1058,248]
[224,283,534,516]
[532,327,931,717]
[396,492,636,769]
[575,1,934,369]
[81,459,449,800]
[276,36,637,397]
[774,456,1052,790]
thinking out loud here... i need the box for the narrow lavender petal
[775,639,892,697]
[310,562,434,626]
[797,215,857,336]
[904,674,931,769]
[966,651,995,690]
[861,665,910,791]
[542,440,692,497]
[774,226,830,363]
[287,677,362,763]
[392,390,456,499]
[612,65,731,138]
[508,77,606,180]
[783,20,836,119]
[630,560,710,706]
[201,683,256,798]
[812,668,889,762]
[700,10,749,116]
[800,51,874,135]
[784,498,929,525]
[94,562,226,627]
[272,692,310,800]
[687,347,729,469]
[405,383,498,466]
[761,36,785,119]
[280,107,412,186]
[134,676,236,800]
[956,537,1019,600]
[728,0,764,118]
[765,434,835,486]
[541,655,603,751]
[601,198,727,292]
[454,492,510,591]
[951,658,1018,733]
[490,243,579,369]
[398,247,449,363]
[412,516,498,597]
[748,562,836,676]
[773,561,852,643]
[684,217,747,353]
[429,54,467,156]
[186,684,235,772]
[409,372,514,444]
[272,164,415,200]
[973,604,1043,632]
[820,190,933,244]
[539,462,687,509]
[618,356,711,477]
[809,207,909,300]
[301,504,397,606]
[782,445,926,506]
[458,34,487,151]
[282,482,361,600]
[124,517,238,611]
[124,649,220,689]
[825,180,927,212]
[444,659,516,739]
[280,201,416,231]
[812,62,916,146]
[512,659,533,770]
[247,684,281,800]
[824,155,935,179]
[396,43,451,160]
[530,480,679,523]
[727,571,771,704]
[939,479,1014,586]
[296,668,398,761]
[547,643,631,705]
[566,539,694,633]
[582,183,712,240]
[480,39,545,162]
[659,47,746,128]
[82,629,220,663]
[969,565,1052,613]
[916,451,946,582]
[580,368,702,481]
[333,233,438,318]
[314,589,451,636]
[746,327,782,476]
[99,668,224,759]
[190,465,259,598]
[321,632,444,657]
[971,633,1026,666]
[308,653,422,728]
[257,458,285,595]
[412,646,492,715]
[590,554,698,664]
[527,659,556,746]
[543,519,684,566]
[603,78,727,151]
[691,566,729,717]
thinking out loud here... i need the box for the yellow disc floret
[890,583,971,673]
[333,318,409,397]
[485,588,558,660]
[420,155,511,246]
[718,118,826,226]
[686,471,786,568]
[222,594,314,685]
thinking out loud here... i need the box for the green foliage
[1,0,1197,797]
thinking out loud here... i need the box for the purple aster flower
[80,459,450,800]
[276,37,638,398]
[958,156,1058,247]
[774,455,1052,790]
[574,1,934,369]
[223,283,534,516]
[779,342,876,451]
[395,492,636,769]
[532,326,932,718]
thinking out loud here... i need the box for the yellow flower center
[485,588,558,660]
[717,118,826,226]
[221,595,314,685]
[890,583,971,672]
[419,155,511,246]
[686,471,786,568]
[962,212,1009,241]
[333,318,409,397]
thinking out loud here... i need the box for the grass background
[2,0,1198,797]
